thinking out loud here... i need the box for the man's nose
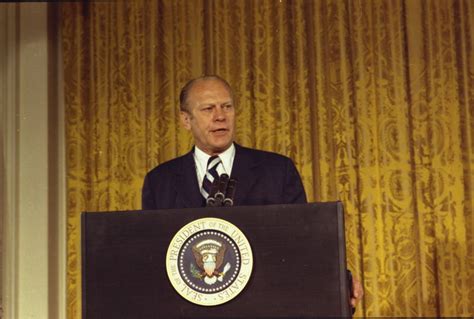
[213,106,226,121]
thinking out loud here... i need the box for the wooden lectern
[82,202,351,318]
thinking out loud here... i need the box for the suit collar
[176,144,262,207]
[231,144,260,205]
[175,149,204,208]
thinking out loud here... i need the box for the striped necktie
[201,155,221,199]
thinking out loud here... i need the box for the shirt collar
[194,143,236,176]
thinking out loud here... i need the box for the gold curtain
[61,0,474,317]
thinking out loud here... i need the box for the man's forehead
[190,79,230,93]
[189,79,233,102]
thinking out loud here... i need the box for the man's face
[180,79,235,155]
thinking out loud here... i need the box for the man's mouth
[211,128,228,133]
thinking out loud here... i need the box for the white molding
[18,3,50,317]
[1,3,20,319]
[1,3,66,318]
[53,5,67,318]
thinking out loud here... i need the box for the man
[142,75,306,210]
[142,75,363,308]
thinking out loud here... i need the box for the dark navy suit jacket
[142,144,307,210]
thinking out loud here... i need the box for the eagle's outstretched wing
[215,243,226,269]
[192,245,204,269]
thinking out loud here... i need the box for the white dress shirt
[194,143,236,188]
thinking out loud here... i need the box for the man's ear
[180,110,191,130]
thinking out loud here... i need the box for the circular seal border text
[166,217,253,306]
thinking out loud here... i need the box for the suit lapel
[175,144,261,207]
[176,150,204,208]
[231,144,259,205]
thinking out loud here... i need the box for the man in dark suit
[142,75,306,210]
[142,75,362,307]
[142,143,306,209]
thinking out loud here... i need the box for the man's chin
[209,141,233,154]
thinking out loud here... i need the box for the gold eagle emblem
[191,239,231,285]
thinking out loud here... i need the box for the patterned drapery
[61,1,474,317]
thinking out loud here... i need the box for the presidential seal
[166,217,253,306]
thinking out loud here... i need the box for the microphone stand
[206,174,236,207]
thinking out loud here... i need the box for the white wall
[0,3,66,319]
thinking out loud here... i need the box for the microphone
[205,178,220,207]
[223,178,237,206]
[214,174,229,206]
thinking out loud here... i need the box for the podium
[82,202,351,318]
